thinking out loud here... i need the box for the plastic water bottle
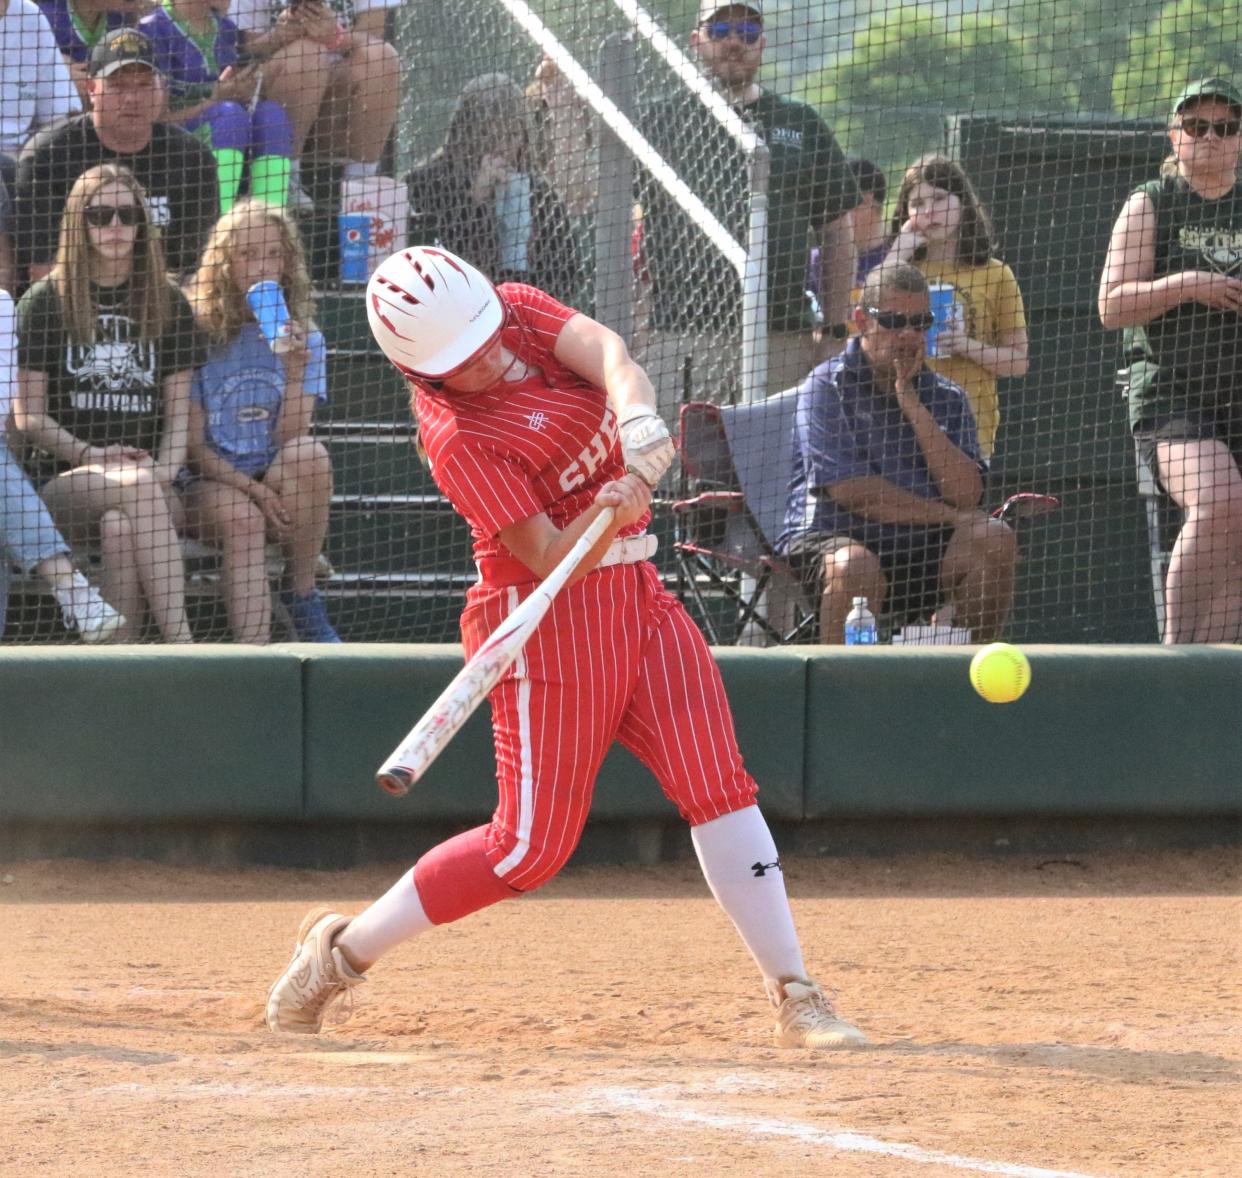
[844,596,878,645]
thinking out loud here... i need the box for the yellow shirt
[915,257,1027,459]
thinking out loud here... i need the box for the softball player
[265,246,866,1049]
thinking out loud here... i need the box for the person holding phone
[140,0,294,212]
[228,0,398,208]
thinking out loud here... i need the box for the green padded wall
[0,647,304,822]
[300,645,809,823]
[592,647,808,821]
[301,645,497,820]
[804,646,1242,816]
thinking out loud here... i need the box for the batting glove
[618,405,675,487]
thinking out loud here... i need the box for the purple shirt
[38,0,130,63]
[779,336,982,553]
[139,7,239,112]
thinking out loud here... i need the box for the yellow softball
[969,643,1031,703]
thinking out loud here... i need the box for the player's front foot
[772,979,868,1049]
[266,908,365,1034]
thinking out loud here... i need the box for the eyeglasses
[1177,117,1242,139]
[863,307,936,331]
[704,20,762,45]
[84,204,144,228]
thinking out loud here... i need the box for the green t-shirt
[1123,174,1242,426]
[16,278,205,460]
[639,89,859,334]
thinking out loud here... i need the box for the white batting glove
[618,405,675,487]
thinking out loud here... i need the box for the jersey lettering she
[557,406,618,494]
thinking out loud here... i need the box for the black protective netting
[1,0,1239,644]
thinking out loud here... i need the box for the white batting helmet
[366,247,505,380]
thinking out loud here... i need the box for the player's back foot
[773,979,868,1049]
[266,908,365,1034]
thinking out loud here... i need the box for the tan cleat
[266,909,365,1034]
[773,979,868,1049]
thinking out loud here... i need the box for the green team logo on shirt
[1179,226,1242,274]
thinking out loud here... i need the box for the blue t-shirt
[139,6,239,112]
[38,0,130,63]
[778,337,982,553]
[192,323,327,476]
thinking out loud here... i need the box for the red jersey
[414,284,649,583]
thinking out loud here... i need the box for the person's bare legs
[185,480,271,644]
[95,511,146,640]
[938,513,1017,642]
[264,437,333,596]
[260,39,334,160]
[41,464,192,642]
[817,542,886,644]
[1156,438,1242,643]
[313,43,399,166]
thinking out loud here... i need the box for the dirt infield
[1,848,1238,1178]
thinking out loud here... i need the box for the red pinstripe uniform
[411,284,758,923]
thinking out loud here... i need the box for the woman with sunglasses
[1100,77,1242,643]
[882,156,1029,462]
[13,163,205,642]
[265,246,868,1052]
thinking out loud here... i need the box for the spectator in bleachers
[139,0,293,212]
[1,287,126,642]
[881,155,1028,462]
[777,262,1016,644]
[37,0,142,105]
[14,27,219,283]
[229,0,399,210]
[526,53,597,310]
[1,1,80,155]
[406,73,581,307]
[2,0,82,290]
[638,2,860,416]
[1099,77,1242,644]
[184,199,338,643]
[13,163,204,642]
[805,158,888,334]
[849,159,889,286]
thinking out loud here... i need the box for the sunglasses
[704,20,762,45]
[864,307,936,331]
[1177,117,1242,139]
[85,204,145,228]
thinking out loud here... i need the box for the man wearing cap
[638,2,860,417]
[1100,76,1242,643]
[14,26,218,281]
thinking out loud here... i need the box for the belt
[595,531,657,569]
[475,531,657,586]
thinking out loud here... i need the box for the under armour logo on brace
[751,859,781,877]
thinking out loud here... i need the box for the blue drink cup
[246,281,293,354]
[926,282,957,357]
[339,213,371,285]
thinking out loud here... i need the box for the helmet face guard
[366,247,506,381]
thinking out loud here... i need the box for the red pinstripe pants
[459,560,758,893]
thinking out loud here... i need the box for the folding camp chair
[672,393,1058,645]
[671,391,815,645]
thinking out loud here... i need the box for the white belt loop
[594,531,657,570]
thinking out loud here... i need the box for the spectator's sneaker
[281,588,342,642]
[266,909,365,1034]
[59,587,126,644]
[773,980,868,1049]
